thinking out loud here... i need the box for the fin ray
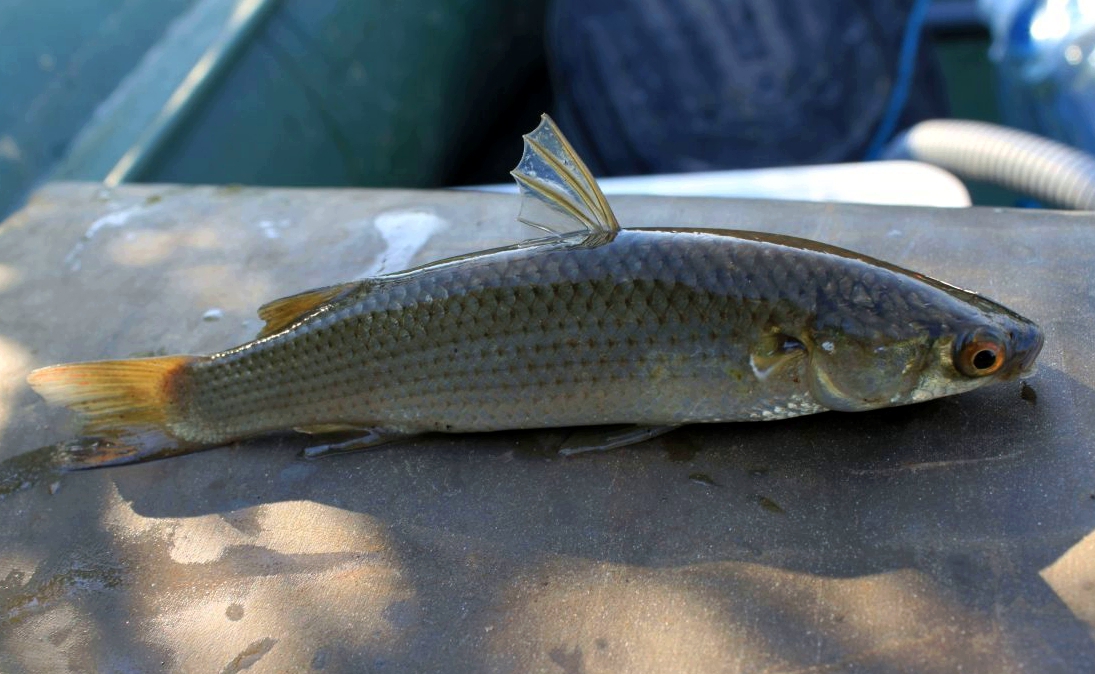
[294,423,372,435]
[558,425,680,456]
[256,283,358,338]
[511,171,599,233]
[26,356,202,468]
[510,114,620,238]
[301,428,414,458]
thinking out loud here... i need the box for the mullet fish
[28,115,1044,467]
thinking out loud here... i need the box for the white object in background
[470,160,972,208]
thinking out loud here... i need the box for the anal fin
[558,425,681,457]
[294,423,372,435]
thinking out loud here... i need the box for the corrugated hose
[884,119,1095,210]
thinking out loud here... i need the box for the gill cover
[804,333,930,412]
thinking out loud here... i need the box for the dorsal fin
[255,283,358,338]
[510,114,620,239]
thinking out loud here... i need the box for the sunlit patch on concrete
[167,501,390,564]
[0,264,17,293]
[1041,528,1095,633]
[98,488,414,669]
[487,561,1025,673]
[0,335,32,436]
[486,561,749,672]
[165,263,273,315]
[0,601,100,672]
[102,487,393,563]
[108,227,221,267]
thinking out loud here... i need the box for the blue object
[865,0,935,159]
[982,0,1095,153]
[548,0,948,175]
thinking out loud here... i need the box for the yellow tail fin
[27,355,202,469]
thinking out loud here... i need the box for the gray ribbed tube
[884,120,1095,210]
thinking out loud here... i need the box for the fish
[26,115,1044,468]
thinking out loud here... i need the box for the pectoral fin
[749,332,807,382]
[510,114,620,242]
[293,423,373,435]
[256,283,360,338]
[558,425,680,457]
[300,427,415,459]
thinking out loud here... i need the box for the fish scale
[173,234,709,436]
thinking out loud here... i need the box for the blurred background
[1,0,1093,220]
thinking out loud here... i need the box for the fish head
[801,283,1044,412]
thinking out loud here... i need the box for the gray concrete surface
[1,182,1093,673]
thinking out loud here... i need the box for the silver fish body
[26,115,1043,467]
[174,227,1042,443]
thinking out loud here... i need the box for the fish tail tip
[27,355,195,411]
[56,436,200,470]
[28,355,202,465]
[57,439,145,471]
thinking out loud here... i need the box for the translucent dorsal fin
[510,114,620,238]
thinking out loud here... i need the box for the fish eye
[954,335,1006,377]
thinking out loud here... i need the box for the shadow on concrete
[5,365,1089,670]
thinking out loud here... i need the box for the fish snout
[1008,323,1044,377]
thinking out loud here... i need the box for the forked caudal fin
[26,355,203,469]
[510,114,620,241]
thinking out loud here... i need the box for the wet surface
[687,472,718,487]
[1,183,1094,672]
[0,445,64,499]
[757,496,785,515]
